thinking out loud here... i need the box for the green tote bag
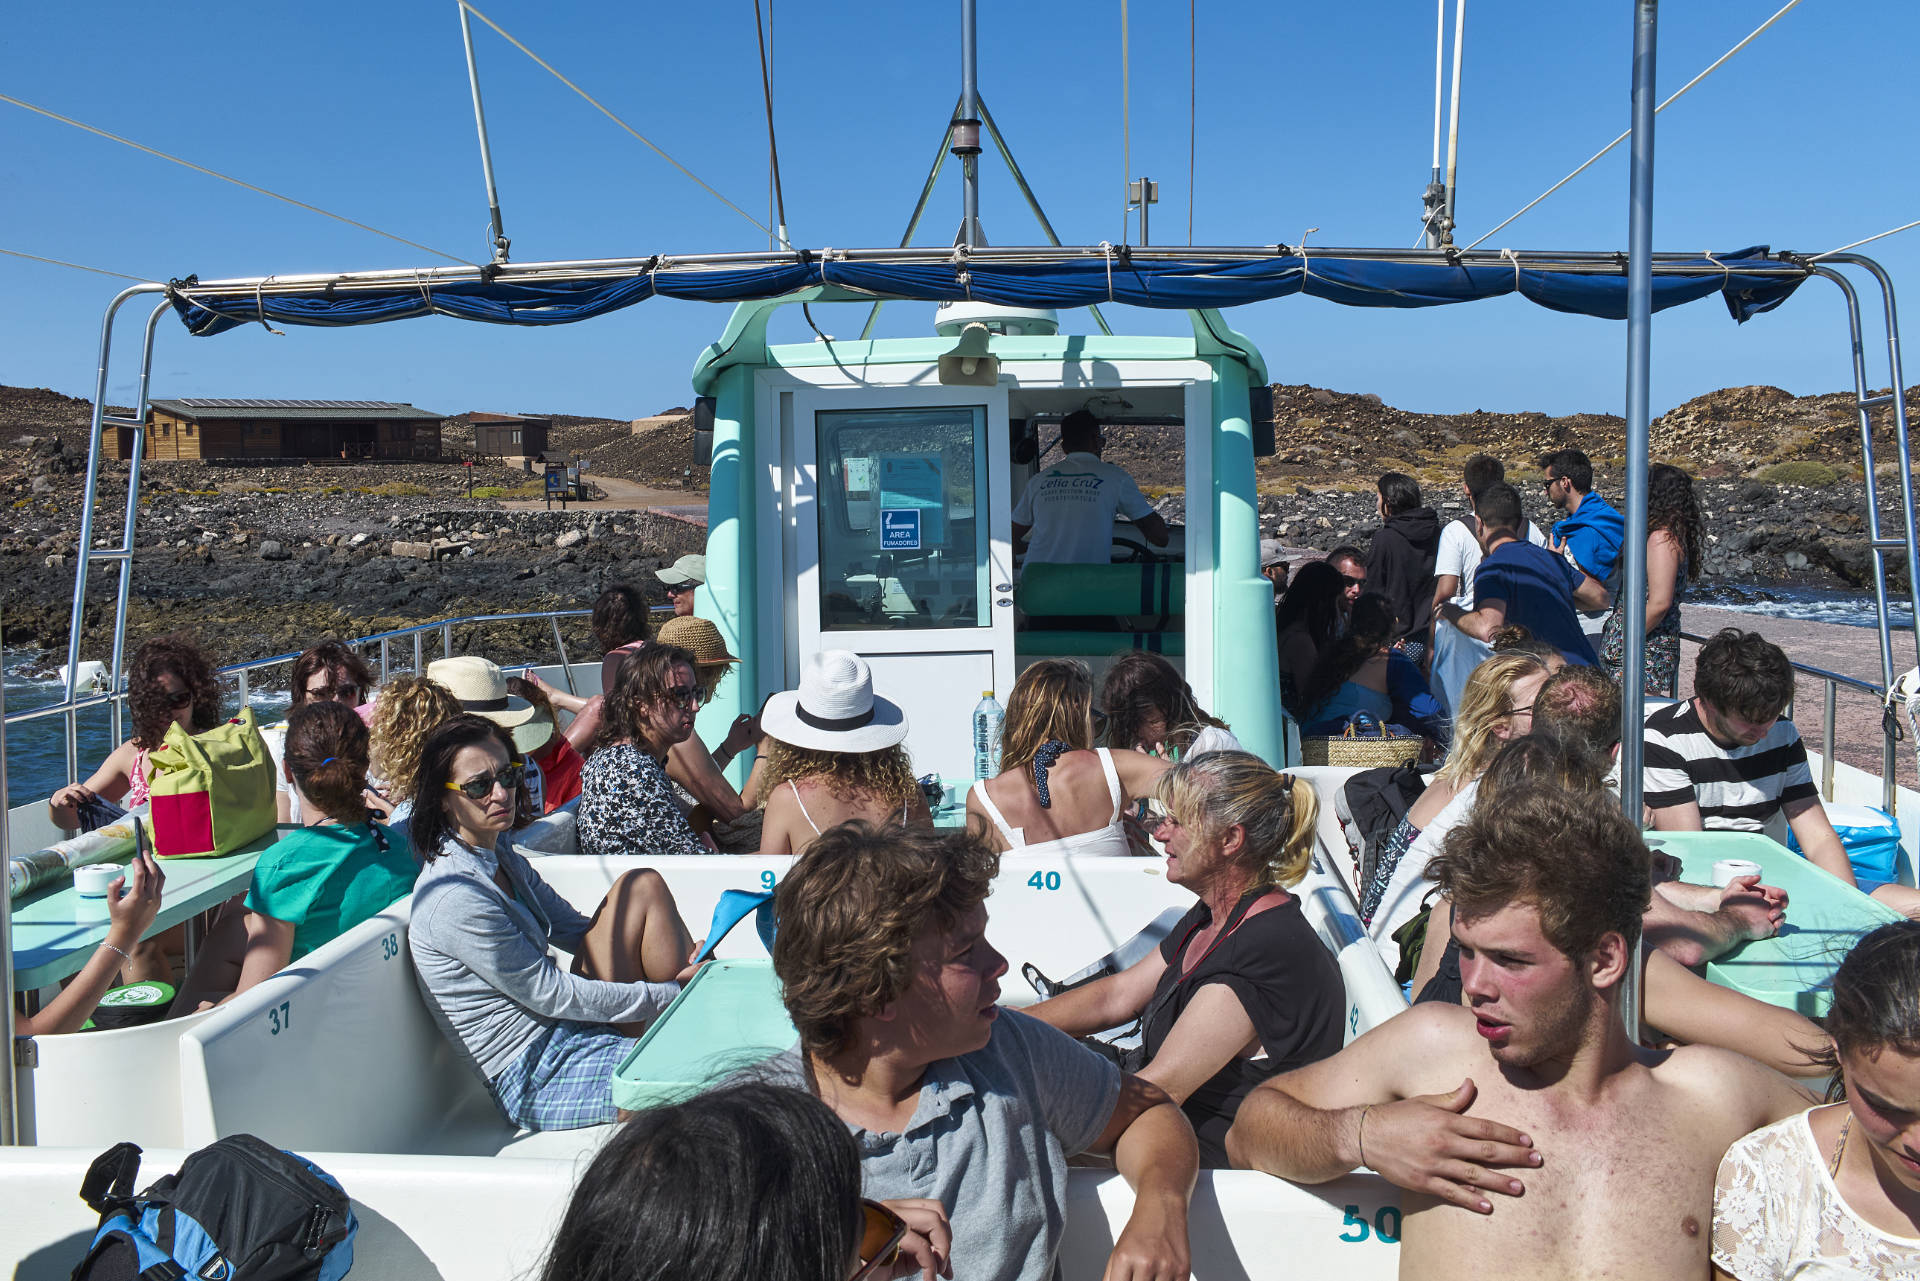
[147,706,277,858]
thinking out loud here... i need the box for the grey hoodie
[408,832,678,1083]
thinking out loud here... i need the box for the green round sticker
[98,982,171,1008]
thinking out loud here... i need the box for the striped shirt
[1642,699,1817,842]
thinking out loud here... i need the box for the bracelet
[99,941,133,964]
[1356,1104,1375,1170]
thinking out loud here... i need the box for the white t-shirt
[1012,452,1155,566]
[1434,517,1550,610]
[260,721,304,826]
[1713,1108,1920,1280]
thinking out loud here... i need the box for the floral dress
[1602,557,1687,698]
[575,742,706,859]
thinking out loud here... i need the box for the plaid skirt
[488,1020,631,1131]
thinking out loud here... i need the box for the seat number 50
[1340,1205,1400,1243]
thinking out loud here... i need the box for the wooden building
[121,399,444,462]
[468,412,550,459]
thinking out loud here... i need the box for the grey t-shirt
[757,1008,1121,1281]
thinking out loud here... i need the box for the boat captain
[1011,409,1168,567]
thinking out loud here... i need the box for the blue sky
[3,2,1915,421]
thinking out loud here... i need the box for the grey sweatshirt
[408,833,679,1082]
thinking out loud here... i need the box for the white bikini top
[969,747,1133,858]
[788,778,910,836]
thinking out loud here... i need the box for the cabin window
[815,406,988,631]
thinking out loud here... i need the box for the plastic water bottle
[972,691,1004,781]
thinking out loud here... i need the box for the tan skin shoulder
[1639,1039,1817,1130]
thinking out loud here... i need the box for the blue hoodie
[1555,489,1624,585]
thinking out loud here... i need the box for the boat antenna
[753,0,791,250]
[1419,0,1447,247]
[1440,0,1466,247]
[953,0,984,248]
[457,1,512,265]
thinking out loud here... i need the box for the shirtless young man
[1225,784,1812,1279]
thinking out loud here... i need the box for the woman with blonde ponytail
[1027,750,1345,1166]
[175,699,418,1009]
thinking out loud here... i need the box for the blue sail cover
[169,246,1804,337]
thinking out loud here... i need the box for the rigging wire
[457,3,769,236]
[1811,218,1920,260]
[1187,0,1195,245]
[1465,0,1805,250]
[1120,0,1130,243]
[0,247,146,282]
[753,0,790,249]
[0,93,468,264]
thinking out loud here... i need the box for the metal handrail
[3,604,675,772]
[1676,628,1897,808]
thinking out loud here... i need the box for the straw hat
[656,616,738,666]
[656,554,707,587]
[426,656,554,755]
[759,650,908,753]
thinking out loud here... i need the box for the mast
[953,0,983,248]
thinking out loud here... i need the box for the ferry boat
[8,6,1920,1278]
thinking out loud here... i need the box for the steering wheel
[1111,537,1168,565]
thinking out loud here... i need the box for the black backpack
[1342,763,1428,891]
[70,1136,356,1281]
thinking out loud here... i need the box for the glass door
[794,390,1013,783]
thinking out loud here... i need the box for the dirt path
[1678,605,1920,793]
[503,474,708,524]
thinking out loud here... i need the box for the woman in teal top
[176,697,417,1009]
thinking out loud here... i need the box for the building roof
[467,412,550,425]
[148,398,444,422]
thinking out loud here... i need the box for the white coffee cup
[1711,858,1763,888]
[943,782,963,811]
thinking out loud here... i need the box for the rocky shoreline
[1,377,1912,673]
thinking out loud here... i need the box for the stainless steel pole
[1424,0,1447,248]
[956,0,982,249]
[1618,0,1657,823]
[1,624,17,1145]
[108,301,170,747]
[458,1,511,264]
[1619,0,1658,1043]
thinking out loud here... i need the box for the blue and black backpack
[70,1135,357,1281]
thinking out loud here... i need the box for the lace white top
[1713,1108,1920,1280]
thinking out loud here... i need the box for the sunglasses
[850,1199,909,1281]
[664,581,698,595]
[1090,708,1110,735]
[444,762,526,801]
[305,682,361,703]
[1540,475,1563,490]
[1141,801,1177,828]
[1507,704,1534,717]
[163,687,194,709]
[662,684,705,709]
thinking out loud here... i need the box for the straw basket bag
[1300,712,1423,769]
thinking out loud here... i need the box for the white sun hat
[426,656,553,755]
[759,650,909,753]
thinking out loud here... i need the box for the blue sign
[544,469,564,495]
[879,507,921,550]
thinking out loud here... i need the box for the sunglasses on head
[444,762,526,801]
[850,1199,909,1281]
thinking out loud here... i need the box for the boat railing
[3,604,677,791]
[1677,629,1897,809]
